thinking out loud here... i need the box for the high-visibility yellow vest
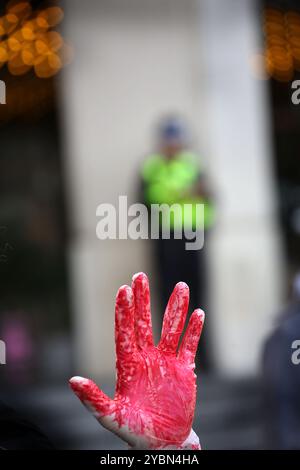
[142,151,215,230]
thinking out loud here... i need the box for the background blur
[0,0,300,449]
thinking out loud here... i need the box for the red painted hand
[69,272,205,449]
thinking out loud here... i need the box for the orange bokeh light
[35,54,61,78]
[8,50,31,75]
[36,7,64,29]
[21,19,40,40]
[0,42,9,62]
[261,8,300,81]
[7,1,32,17]
[266,34,286,48]
[21,41,36,66]
[8,30,23,51]
[0,2,72,79]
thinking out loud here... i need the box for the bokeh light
[0,0,73,79]
[261,7,300,81]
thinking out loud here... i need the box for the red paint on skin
[158,281,189,354]
[132,272,153,350]
[70,272,205,449]
[178,309,205,366]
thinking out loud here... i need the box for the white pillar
[197,0,285,375]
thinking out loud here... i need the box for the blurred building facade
[61,0,284,379]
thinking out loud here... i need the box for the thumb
[69,376,141,447]
[69,376,115,419]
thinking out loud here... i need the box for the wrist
[161,429,201,450]
[129,429,201,450]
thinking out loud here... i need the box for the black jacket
[0,400,53,450]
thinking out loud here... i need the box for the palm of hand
[114,346,197,448]
[70,272,204,449]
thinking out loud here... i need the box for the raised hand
[69,272,205,449]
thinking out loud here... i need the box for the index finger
[158,282,189,354]
[178,309,205,366]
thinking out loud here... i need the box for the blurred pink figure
[1,313,34,383]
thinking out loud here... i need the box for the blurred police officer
[141,116,215,368]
